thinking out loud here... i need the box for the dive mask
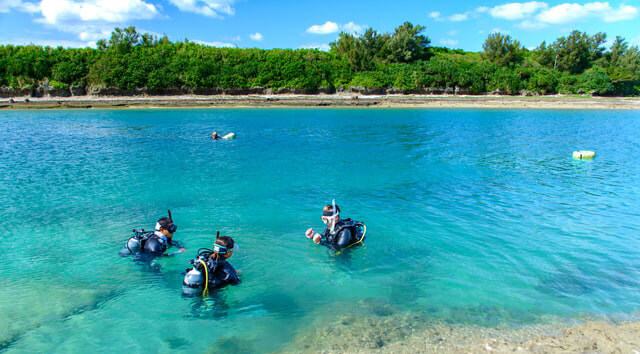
[321,213,339,224]
[214,243,239,254]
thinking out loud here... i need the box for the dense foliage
[1,24,639,96]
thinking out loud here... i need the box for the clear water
[1,108,639,352]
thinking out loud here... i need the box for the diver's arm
[169,239,184,248]
[162,240,186,256]
[222,263,240,285]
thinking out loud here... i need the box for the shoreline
[2,94,640,110]
[280,310,640,353]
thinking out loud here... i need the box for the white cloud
[536,2,638,24]
[437,7,489,22]
[7,0,162,43]
[447,30,458,36]
[0,38,92,47]
[0,0,39,13]
[433,1,637,30]
[515,20,549,29]
[448,13,468,21]
[602,5,638,22]
[300,43,331,51]
[342,21,366,34]
[489,2,548,20]
[249,32,263,41]
[440,38,459,47]
[168,0,235,19]
[306,21,367,35]
[193,39,236,47]
[38,0,159,24]
[306,21,340,34]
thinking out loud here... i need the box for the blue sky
[1,0,639,51]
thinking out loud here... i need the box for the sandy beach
[1,94,640,110]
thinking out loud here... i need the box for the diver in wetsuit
[119,213,186,258]
[305,203,365,251]
[144,217,186,256]
[183,235,240,296]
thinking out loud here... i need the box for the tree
[330,29,383,71]
[108,26,142,52]
[379,22,430,63]
[608,36,628,67]
[482,32,523,67]
[550,30,606,74]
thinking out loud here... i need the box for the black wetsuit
[319,219,357,250]
[206,259,240,289]
[143,232,184,257]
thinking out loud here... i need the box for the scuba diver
[182,233,240,297]
[119,210,186,258]
[305,201,366,251]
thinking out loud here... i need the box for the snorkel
[321,199,339,233]
[331,199,337,233]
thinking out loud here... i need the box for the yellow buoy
[573,150,595,159]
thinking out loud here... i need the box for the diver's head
[211,235,235,260]
[211,131,219,139]
[157,217,177,237]
[321,204,341,228]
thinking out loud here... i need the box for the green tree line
[0,24,638,95]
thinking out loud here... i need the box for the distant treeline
[1,24,639,96]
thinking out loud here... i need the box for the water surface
[1,108,639,352]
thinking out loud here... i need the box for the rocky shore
[2,93,640,110]
[280,309,640,353]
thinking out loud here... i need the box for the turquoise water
[1,108,640,352]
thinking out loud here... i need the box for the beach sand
[2,94,640,110]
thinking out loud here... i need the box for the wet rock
[209,335,255,353]
[348,86,386,95]
[192,87,223,95]
[0,86,34,98]
[88,86,139,96]
[70,85,86,96]
[386,87,405,95]
[44,87,71,97]
[31,86,45,97]
[317,86,335,94]
[425,87,444,95]
[455,86,470,95]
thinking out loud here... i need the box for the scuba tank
[182,247,214,296]
[119,229,154,257]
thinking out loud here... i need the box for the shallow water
[1,108,640,353]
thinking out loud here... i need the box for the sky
[0,0,639,51]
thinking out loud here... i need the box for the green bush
[48,80,68,89]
